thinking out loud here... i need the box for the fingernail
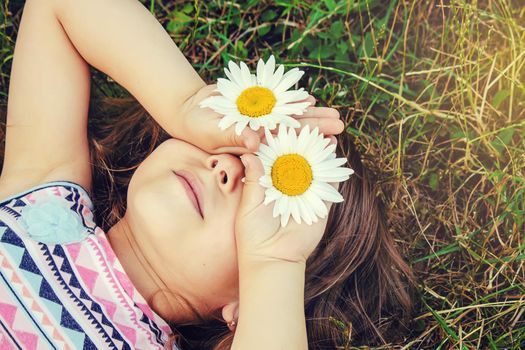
[240,156,248,168]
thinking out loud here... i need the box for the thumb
[229,126,261,152]
[214,125,261,154]
[213,126,261,155]
[239,153,266,214]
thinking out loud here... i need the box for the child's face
[125,138,244,322]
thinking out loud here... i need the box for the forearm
[232,259,308,350]
[52,0,205,135]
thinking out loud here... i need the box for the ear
[220,300,239,325]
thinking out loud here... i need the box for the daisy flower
[257,125,355,227]
[199,55,312,135]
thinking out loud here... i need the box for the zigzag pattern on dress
[0,223,89,349]
[0,181,174,349]
[81,235,162,348]
[94,228,171,339]
[40,243,127,350]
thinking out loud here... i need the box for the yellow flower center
[236,86,276,118]
[271,154,313,196]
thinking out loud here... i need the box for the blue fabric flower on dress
[18,196,90,245]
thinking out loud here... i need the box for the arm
[1,0,204,197]
[232,259,308,350]
[229,152,334,349]
[53,0,206,132]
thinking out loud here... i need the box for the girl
[0,0,414,349]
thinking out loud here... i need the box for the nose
[205,154,245,194]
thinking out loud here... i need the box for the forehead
[134,138,210,175]
[156,138,210,158]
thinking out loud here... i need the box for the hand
[235,153,338,265]
[173,84,345,155]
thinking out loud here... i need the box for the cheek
[198,231,239,297]
[127,172,200,244]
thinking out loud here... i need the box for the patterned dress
[0,181,178,350]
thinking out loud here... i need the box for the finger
[212,145,253,155]
[218,125,261,153]
[295,118,345,135]
[293,106,340,119]
[303,94,316,106]
[329,135,337,145]
[205,83,221,96]
[240,127,261,151]
[239,154,266,213]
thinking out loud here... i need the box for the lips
[173,170,204,218]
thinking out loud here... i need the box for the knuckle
[229,132,240,146]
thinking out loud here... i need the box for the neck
[106,216,192,323]
[107,216,158,303]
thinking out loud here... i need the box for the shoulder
[0,164,92,200]
[0,178,96,245]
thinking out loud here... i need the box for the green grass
[1,0,524,348]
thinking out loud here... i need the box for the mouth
[173,170,204,219]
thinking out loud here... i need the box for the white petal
[256,57,266,85]
[280,208,290,227]
[268,64,284,90]
[259,175,273,188]
[235,119,250,136]
[313,157,349,170]
[199,95,226,108]
[239,61,253,87]
[224,67,243,89]
[259,157,274,170]
[274,68,305,95]
[276,88,309,104]
[303,190,328,218]
[311,181,344,203]
[314,166,354,179]
[272,102,311,116]
[272,199,281,218]
[258,143,278,161]
[295,196,310,225]
[247,118,260,131]
[287,126,298,148]
[262,55,276,87]
[278,194,289,215]
[264,188,281,206]
[304,137,332,162]
[228,61,246,88]
[314,174,351,182]
[264,127,279,152]
[218,115,238,130]
[278,195,291,227]
[277,115,301,129]
[296,195,313,225]
[290,198,302,224]
[199,95,235,108]
[300,128,324,157]
[217,78,242,100]
[256,115,278,131]
[308,143,337,165]
[277,125,289,153]
[296,125,311,154]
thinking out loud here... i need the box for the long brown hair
[0,94,416,349]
